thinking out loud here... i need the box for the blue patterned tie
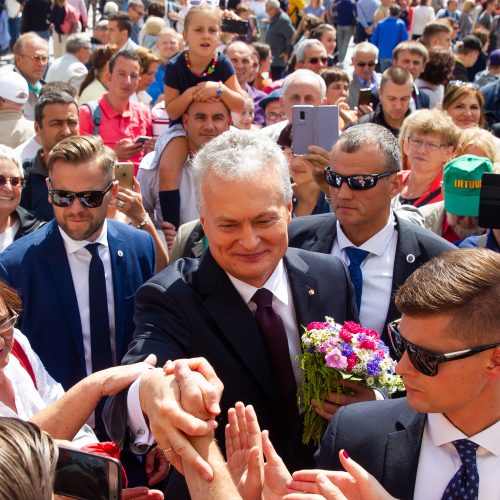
[345,247,370,312]
[441,439,480,500]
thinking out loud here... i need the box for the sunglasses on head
[324,167,398,190]
[307,56,328,64]
[447,80,479,90]
[0,175,23,187]
[387,319,500,377]
[357,61,376,67]
[49,181,114,208]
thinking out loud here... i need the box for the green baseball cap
[443,154,493,217]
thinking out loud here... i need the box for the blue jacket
[371,16,408,59]
[0,219,155,390]
[146,63,165,105]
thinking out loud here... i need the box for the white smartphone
[292,105,340,155]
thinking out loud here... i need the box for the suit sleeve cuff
[127,374,155,449]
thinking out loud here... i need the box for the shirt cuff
[127,375,155,448]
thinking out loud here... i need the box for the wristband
[136,216,149,230]
[216,81,223,96]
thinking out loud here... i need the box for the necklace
[184,51,217,78]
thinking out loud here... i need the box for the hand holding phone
[135,136,152,145]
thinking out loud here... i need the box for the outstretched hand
[284,450,396,500]
[225,402,264,500]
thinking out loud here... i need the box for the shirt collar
[427,413,500,456]
[336,213,396,256]
[100,93,132,119]
[58,219,109,255]
[227,259,289,307]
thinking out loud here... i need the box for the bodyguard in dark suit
[314,250,500,500]
[289,124,455,352]
[104,129,359,492]
[0,135,155,393]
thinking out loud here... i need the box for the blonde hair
[0,145,23,178]
[184,4,221,34]
[134,46,161,73]
[47,135,116,183]
[455,128,500,163]
[441,85,486,128]
[145,16,166,36]
[0,418,58,500]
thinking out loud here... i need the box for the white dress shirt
[127,259,302,448]
[59,219,117,376]
[331,215,397,334]
[414,413,500,500]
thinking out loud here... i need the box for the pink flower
[359,339,377,350]
[339,329,354,343]
[325,347,348,370]
[307,322,330,331]
[343,321,364,334]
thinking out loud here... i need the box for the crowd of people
[0,0,498,499]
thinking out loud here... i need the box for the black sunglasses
[49,181,114,208]
[307,56,328,64]
[387,320,500,377]
[357,61,376,67]
[0,175,23,187]
[324,167,398,190]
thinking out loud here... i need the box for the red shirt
[79,93,152,173]
[400,170,444,208]
[442,214,461,244]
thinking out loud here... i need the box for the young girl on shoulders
[156,3,246,228]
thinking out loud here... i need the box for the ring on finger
[163,447,173,453]
[117,199,125,208]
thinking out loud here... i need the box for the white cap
[0,72,30,104]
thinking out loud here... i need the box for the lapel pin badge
[406,254,415,263]
[117,250,124,257]
[308,288,315,296]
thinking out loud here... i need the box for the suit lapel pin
[308,288,315,296]
[117,250,124,257]
[406,254,415,263]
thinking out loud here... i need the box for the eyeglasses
[387,319,500,377]
[408,137,446,152]
[0,308,18,334]
[307,56,328,65]
[447,80,479,89]
[324,167,398,190]
[265,112,287,121]
[0,175,23,187]
[19,54,49,63]
[49,181,114,208]
[356,61,376,67]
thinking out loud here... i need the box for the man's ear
[390,171,404,197]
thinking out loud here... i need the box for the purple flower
[366,357,381,376]
[340,343,353,357]
[325,347,348,370]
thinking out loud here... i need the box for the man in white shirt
[315,248,500,500]
[288,124,454,361]
[45,33,92,93]
[0,135,155,438]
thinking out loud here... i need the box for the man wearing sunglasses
[0,135,155,438]
[289,124,454,362]
[295,39,329,75]
[347,41,381,109]
[315,248,500,500]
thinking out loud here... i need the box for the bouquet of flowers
[297,317,405,446]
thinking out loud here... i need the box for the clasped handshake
[137,357,394,500]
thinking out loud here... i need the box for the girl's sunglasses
[387,319,499,377]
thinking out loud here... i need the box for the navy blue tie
[442,439,480,500]
[252,288,296,409]
[86,243,113,373]
[345,247,370,312]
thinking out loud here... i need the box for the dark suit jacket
[315,398,425,500]
[105,248,358,472]
[0,219,155,390]
[288,213,455,348]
